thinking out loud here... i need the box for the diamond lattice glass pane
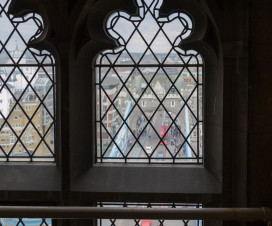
[127,144,148,163]
[127,31,147,60]
[97,203,202,226]
[150,31,172,62]
[0,0,55,161]
[33,141,53,159]
[139,50,159,65]
[96,0,203,163]
[0,218,52,225]
[114,50,132,65]
[44,124,54,151]
[0,14,14,44]
[138,12,160,44]
[100,125,113,156]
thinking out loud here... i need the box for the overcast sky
[108,10,192,53]
[1,0,192,55]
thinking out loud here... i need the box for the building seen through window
[98,202,202,226]
[96,0,203,163]
[0,218,51,226]
[0,0,56,161]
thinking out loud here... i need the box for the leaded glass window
[0,218,51,225]
[0,0,55,161]
[97,202,202,226]
[96,0,203,163]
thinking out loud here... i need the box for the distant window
[26,94,36,101]
[142,101,146,107]
[10,133,15,144]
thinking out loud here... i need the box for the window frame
[69,0,223,198]
[0,0,251,225]
[0,0,61,193]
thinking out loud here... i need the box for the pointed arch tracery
[0,0,56,162]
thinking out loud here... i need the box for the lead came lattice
[95,0,203,163]
[0,218,51,225]
[0,0,56,162]
[97,202,202,226]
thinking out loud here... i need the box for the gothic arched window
[96,0,203,164]
[70,0,222,199]
[0,0,56,162]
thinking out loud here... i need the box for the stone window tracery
[0,0,55,161]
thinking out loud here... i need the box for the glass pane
[97,202,203,226]
[95,0,203,163]
[0,218,52,225]
[0,0,55,161]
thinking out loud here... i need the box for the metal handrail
[0,207,271,222]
